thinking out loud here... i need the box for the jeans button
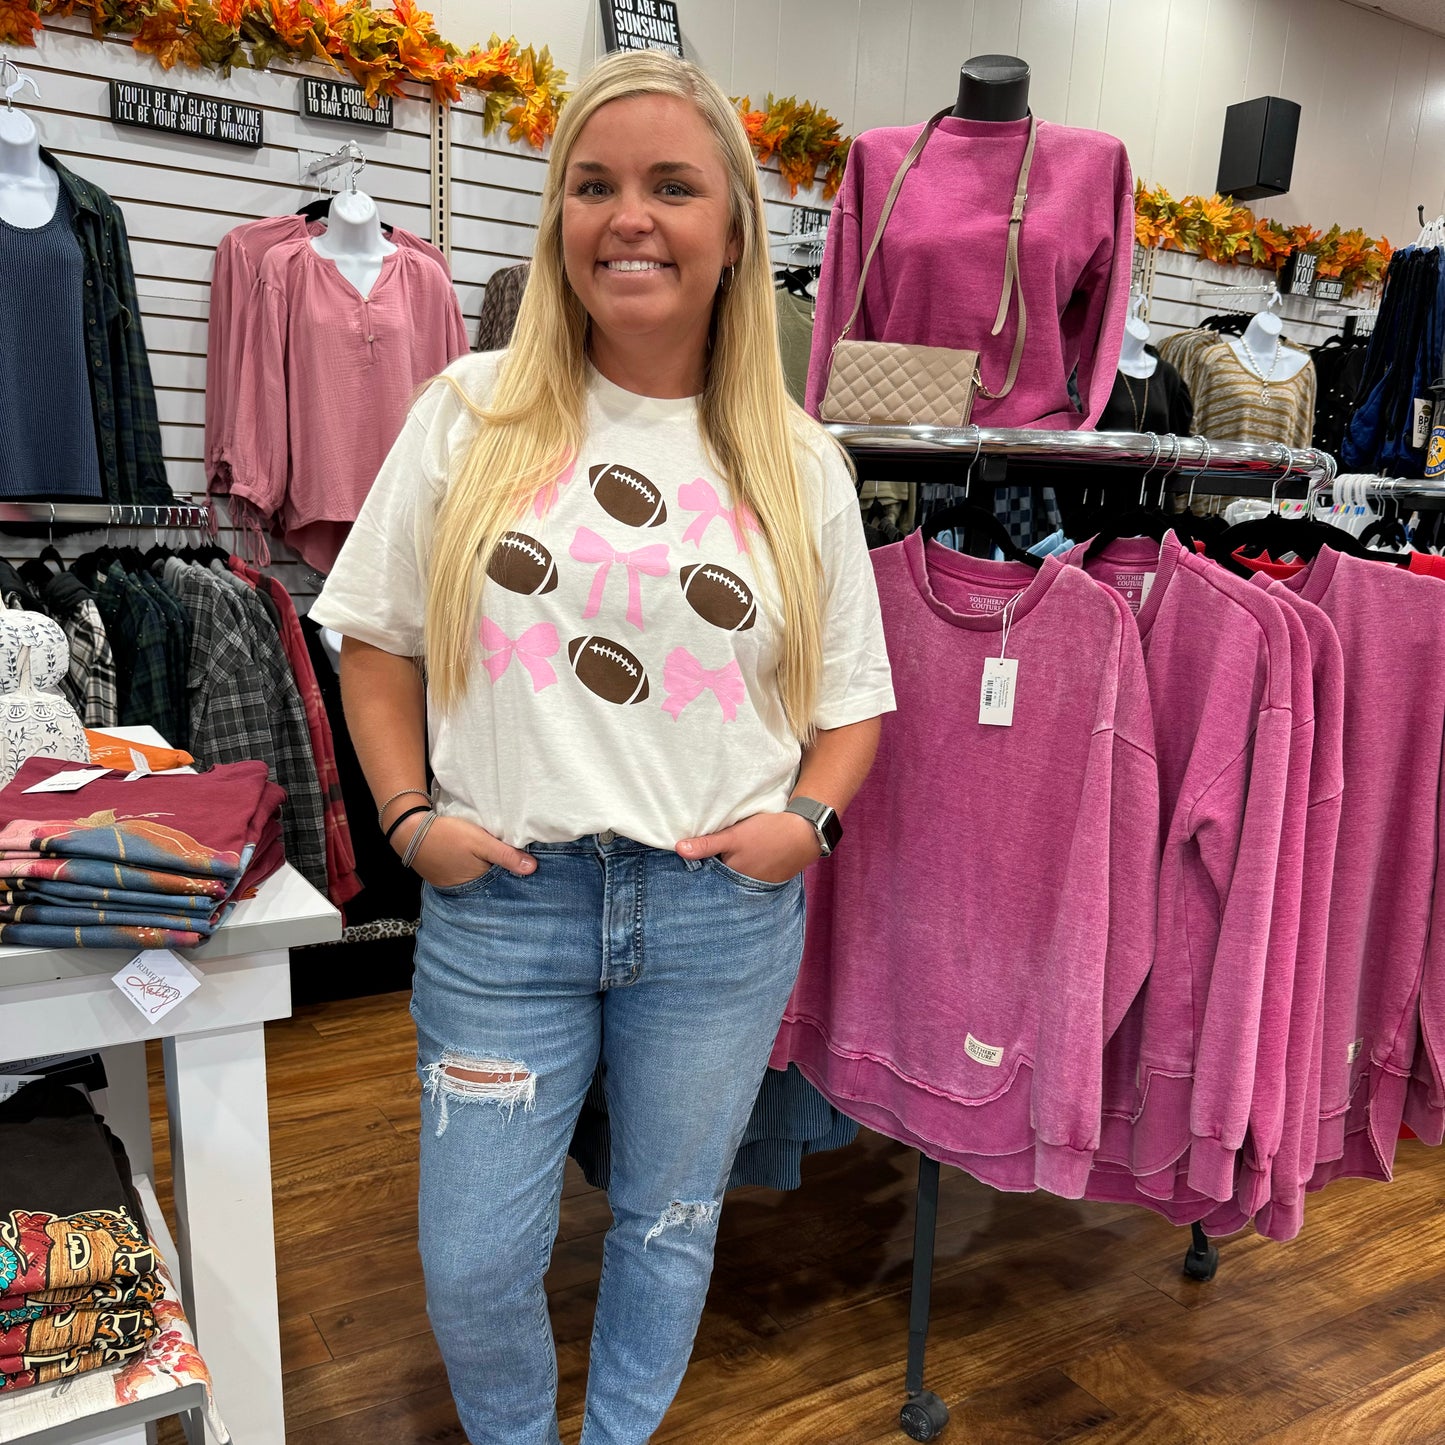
[599,829,616,845]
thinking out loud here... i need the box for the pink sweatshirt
[1248,585,1344,1242]
[1074,535,1294,1203]
[205,216,450,489]
[1280,549,1445,1188]
[804,115,1133,429]
[771,536,1160,1198]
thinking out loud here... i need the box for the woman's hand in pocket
[676,811,819,884]
[392,813,535,888]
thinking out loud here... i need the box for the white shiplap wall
[435,0,1445,244]
[16,22,439,600]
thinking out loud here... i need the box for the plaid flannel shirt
[46,152,174,506]
[64,599,118,729]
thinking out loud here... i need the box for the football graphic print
[568,636,651,704]
[679,563,756,631]
[588,463,668,528]
[486,532,558,595]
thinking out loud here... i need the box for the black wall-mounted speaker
[1217,96,1301,201]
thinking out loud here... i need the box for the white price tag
[0,1075,42,1103]
[22,767,110,794]
[124,749,153,782]
[112,949,201,1024]
[979,657,1018,727]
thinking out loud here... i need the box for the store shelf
[0,1176,210,1445]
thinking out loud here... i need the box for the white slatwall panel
[19,21,437,602]
[436,0,1445,243]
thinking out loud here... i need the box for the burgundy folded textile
[0,759,285,882]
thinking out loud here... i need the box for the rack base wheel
[900,1391,950,1440]
[1183,1241,1219,1281]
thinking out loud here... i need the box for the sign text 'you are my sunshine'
[600,0,684,59]
[109,81,263,148]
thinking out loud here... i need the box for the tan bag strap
[834,111,1040,401]
[834,108,951,348]
[981,115,1038,400]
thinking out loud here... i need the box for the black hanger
[773,265,818,298]
[296,195,395,237]
[1359,512,1409,552]
[920,500,1042,567]
[1207,512,1378,575]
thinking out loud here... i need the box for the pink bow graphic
[570,527,669,630]
[533,454,578,519]
[678,477,760,553]
[662,647,746,722]
[480,619,560,692]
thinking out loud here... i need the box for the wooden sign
[301,78,394,130]
[600,0,684,58]
[109,81,262,148]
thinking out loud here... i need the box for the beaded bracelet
[401,811,439,870]
[384,804,433,847]
[377,787,431,828]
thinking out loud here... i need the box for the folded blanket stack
[0,758,286,949]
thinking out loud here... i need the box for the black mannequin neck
[953,54,1031,121]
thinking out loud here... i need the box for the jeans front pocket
[703,856,795,893]
[425,865,503,900]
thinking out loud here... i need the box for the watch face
[819,808,843,851]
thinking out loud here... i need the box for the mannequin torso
[1229,309,1310,388]
[953,54,1031,120]
[0,110,59,229]
[310,188,395,299]
[1117,316,1157,379]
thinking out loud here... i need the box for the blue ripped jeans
[411,833,806,1445]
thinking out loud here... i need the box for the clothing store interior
[4,0,1445,1441]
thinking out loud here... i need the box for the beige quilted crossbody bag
[820,110,1039,428]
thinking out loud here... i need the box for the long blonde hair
[424,49,830,739]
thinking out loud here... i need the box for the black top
[1097,352,1194,436]
[0,188,103,498]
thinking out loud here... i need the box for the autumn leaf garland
[1135,182,1392,298]
[15,0,568,145]
[735,92,850,199]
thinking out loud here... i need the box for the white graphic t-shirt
[311,351,895,850]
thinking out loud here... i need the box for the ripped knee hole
[423,1050,536,1133]
[644,1200,719,1248]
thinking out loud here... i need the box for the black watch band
[785,796,842,858]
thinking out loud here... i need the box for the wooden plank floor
[145,990,1445,1444]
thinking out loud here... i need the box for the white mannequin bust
[310,187,395,299]
[0,105,60,229]
[1118,293,1157,379]
[1230,297,1310,386]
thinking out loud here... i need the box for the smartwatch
[785,796,843,858]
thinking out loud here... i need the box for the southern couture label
[600,0,685,57]
[110,81,263,148]
[300,77,394,129]
[965,1033,1004,1068]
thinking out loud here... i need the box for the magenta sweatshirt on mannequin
[1247,584,1345,1242]
[771,537,1160,1198]
[1277,549,1445,1186]
[1072,534,1294,1203]
[803,116,1133,429]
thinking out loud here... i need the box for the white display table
[0,858,341,1444]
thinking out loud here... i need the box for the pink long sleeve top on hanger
[1248,584,1344,1243]
[227,235,468,574]
[1073,534,1294,1204]
[205,215,449,490]
[803,115,1133,429]
[771,536,1160,1199]
[1275,549,1445,1188]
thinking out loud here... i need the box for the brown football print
[588,463,668,528]
[679,563,757,631]
[487,532,558,594]
[568,636,651,704]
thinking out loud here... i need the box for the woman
[310,49,893,1445]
